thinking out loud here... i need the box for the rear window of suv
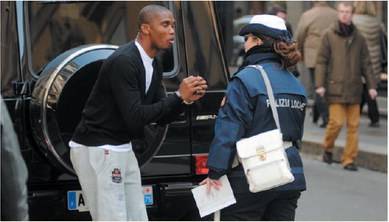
[26,1,177,76]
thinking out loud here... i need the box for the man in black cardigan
[69,5,207,221]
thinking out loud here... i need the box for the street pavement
[296,154,387,221]
[296,99,388,221]
[303,105,387,155]
[301,104,387,172]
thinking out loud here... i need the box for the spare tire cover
[30,44,168,174]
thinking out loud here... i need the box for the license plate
[67,185,154,211]
[67,190,89,212]
[143,186,154,206]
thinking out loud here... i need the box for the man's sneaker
[322,151,333,164]
[344,163,358,171]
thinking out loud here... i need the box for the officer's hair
[137,4,171,30]
[273,40,301,68]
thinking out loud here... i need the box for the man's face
[148,10,175,50]
[337,4,353,25]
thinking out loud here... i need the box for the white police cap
[239,14,292,42]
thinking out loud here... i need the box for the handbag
[236,65,294,193]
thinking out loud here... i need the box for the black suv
[1,1,228,220]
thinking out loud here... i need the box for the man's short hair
[336,1,354,12]
[137,4,171,29]
[267,5,287,15]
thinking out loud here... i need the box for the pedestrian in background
[295,1,337,127]
[353,1,384,128]
[202,15,307,220]
[267,4,293,35]
[267,4,299,78]
[69,5,207,221]
[315,2,377,171]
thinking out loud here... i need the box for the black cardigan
[72,41,184,146]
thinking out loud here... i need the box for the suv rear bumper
[148,182,201,220]
[28,181,202,220]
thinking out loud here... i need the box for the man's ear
[140,24,150,35]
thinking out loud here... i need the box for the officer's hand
[316,87,325,97]
[200,177,222,194]
[178,76,207,103]
[369,89,378,100]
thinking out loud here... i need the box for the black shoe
[344,163,358,171]
[319,121,328,128]
[322,151,333,164]
[369,122,380,128]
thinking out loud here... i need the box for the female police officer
[201,15,306,220]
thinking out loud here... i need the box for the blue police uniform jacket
[207,53,307,191]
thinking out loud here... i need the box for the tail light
[194,154,209,175]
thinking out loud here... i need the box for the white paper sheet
[191,175,236,218]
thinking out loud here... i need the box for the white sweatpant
[70,147,148,221]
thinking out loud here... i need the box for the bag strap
[247,65,281,130]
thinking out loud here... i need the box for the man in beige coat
[315,2,377,171]
[296,1,337,127]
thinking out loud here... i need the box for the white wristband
[175,91,194,105]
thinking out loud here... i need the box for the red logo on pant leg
[112,168,122,183]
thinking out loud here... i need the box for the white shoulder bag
[236,65,294,193]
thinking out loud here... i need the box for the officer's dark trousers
[360,83,379,124]
[221,190,301,221]
[219,169,301,221]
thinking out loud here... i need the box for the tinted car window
[27,1,176,75]
[182,1,228,90]
[1,2,21,97]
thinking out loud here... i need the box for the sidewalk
[301,106,387,172]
